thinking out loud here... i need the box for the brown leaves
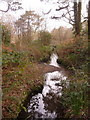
[2,62,44,118]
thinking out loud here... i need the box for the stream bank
[2,63,44,119]
[17,53,69,120]
[3,55,69,119]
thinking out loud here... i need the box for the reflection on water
[27,54,68,119]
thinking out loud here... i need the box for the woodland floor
[2,62,65,119]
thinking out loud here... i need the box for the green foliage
[26,44,52,63]
[2,24,11,45]
[56,38,88,69]
[56,37,88,117]
[2,51,44,118]
[20,103,27,112]
[2,50,29,67]
[39,31,52,46]
[2,43,52,69]
[62,79,88,117]
[39,45,52,62]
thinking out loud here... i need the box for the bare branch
[42,9,52,15]
[0,1,22,12]
[0,3,10,12]
[63,15,74,25]
[84,17,88,20]
[10,2,23,11]
[51,16,62,19]
[67,7,74,23]
[56,5,69,11]
[51,8,74,25]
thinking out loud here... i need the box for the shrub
[61,78,88,118]
[27,44,52,63]
[2,50,28,67]
[56,37,88,118]
[39,31,52,46]
[56,37,88,68]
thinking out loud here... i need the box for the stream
[17,53,69,120]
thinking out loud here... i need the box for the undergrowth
[56,37,88,118]
[2,43,52,118]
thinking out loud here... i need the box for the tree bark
[77,1,81,35]
[88,1,90,118]
[74,1,81,36]
[88,1,90,39]
[74,1,78,35]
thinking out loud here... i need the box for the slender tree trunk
[77,1,81,35]
[88,1,90,39]
[88,1,90,118]
[74,1,78,35]
[74,0,81,36]
[27,17,32,44]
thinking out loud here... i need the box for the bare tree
[51,27,73,45]
[41,0,82,36]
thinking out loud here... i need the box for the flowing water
[17,53,69,120]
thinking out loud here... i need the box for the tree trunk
[88,1,90,118]
[74,1,78,35]
[27,17,32,44]
[74,1,81,36]
[88,1,90,39]
[77,1,81,35]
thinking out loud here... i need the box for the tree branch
[63,15,74,25]
[56,5,69,11]
[0,1,22,12]
[0,3,10,12]
[51,16,61,19]
[67,8,74,23]
[42,9,52,15]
